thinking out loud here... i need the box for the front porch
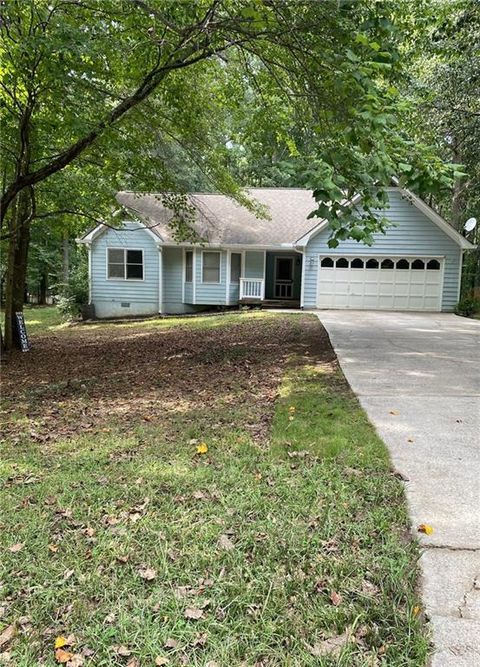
[239,251,302,308]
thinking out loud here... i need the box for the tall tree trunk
[39,270,47,305]
[3,190,31,350]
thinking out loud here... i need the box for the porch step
[239,299,300,309]
[263,299,300,309]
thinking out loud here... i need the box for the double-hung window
[202,251,220,283]
[230,253,241,283]
[107,248,143,280]
[185,251,193,283]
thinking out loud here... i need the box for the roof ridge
[118,188,312,196]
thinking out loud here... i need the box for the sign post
[15,312,31,352]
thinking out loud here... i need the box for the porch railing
[239,277,264,300]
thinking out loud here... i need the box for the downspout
[294,245,306,309]
[158,245,163,314]
[87,243,92,304]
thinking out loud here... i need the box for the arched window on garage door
[366,258,379,269]
[351,258,364,268]
[321,257,334,267]
[412,259,425,270]
[336,257,349,268]
[396,259,410,269]
[381,258,394,269]
[427,259,441,270]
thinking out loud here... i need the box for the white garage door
[316,255,444,311]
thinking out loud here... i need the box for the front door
[274,256,294,299]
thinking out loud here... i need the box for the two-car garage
[316,255,444,311]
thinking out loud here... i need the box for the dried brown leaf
[184,607,204,620]
[217,534,234,551]
[0,625,15,650]
[309,629,352,657]
[138,566,156,581]
[55,648,73,663]
[329,590,343,606]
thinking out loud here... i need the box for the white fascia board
[294,193,363,246]
[77,219,163,246]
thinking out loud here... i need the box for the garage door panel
[425,283,441,297]
[317,256,443,312]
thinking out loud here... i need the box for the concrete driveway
[317,311,480,667]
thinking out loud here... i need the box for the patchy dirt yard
[0,312,428,666]
[1,313,331,443]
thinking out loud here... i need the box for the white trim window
[230,252,242,283]
[185,250,193,283]
[107,248,144,280]
[202,251,221,283]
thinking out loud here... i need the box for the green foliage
[455,295,480,318]
[406,0,480,227]
[55,253,89,318]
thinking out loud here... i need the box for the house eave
[160,242,298,251]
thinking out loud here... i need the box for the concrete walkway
[317,311,480,667]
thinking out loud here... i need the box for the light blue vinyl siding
[195,249,227,305]
[229,283,240,304]
[244,251,265,279]
[91,223,159,318]
[162,247,199,314]
[184,282,193,303]
[303,190,461,311]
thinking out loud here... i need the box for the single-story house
[77,186,474,318]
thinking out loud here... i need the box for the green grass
[0,304,68,337]
[0,313,428,666]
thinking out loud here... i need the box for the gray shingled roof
[116,188,319,246]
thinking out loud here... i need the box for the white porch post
[158,246,163,313]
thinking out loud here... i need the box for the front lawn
[0,311,427,666]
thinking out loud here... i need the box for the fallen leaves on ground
[1,316,318,444]
[196,442,208,455]
[418,523,434,535]
[329,590,343,606]
[217,534,235,551]
[8,543,24,553]
[309,629,353,657]
[138,566,156,581]
[55,648,73,663]
[184,607,204,620]
[0,624,15,650]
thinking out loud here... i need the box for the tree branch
[0,26,258,223]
